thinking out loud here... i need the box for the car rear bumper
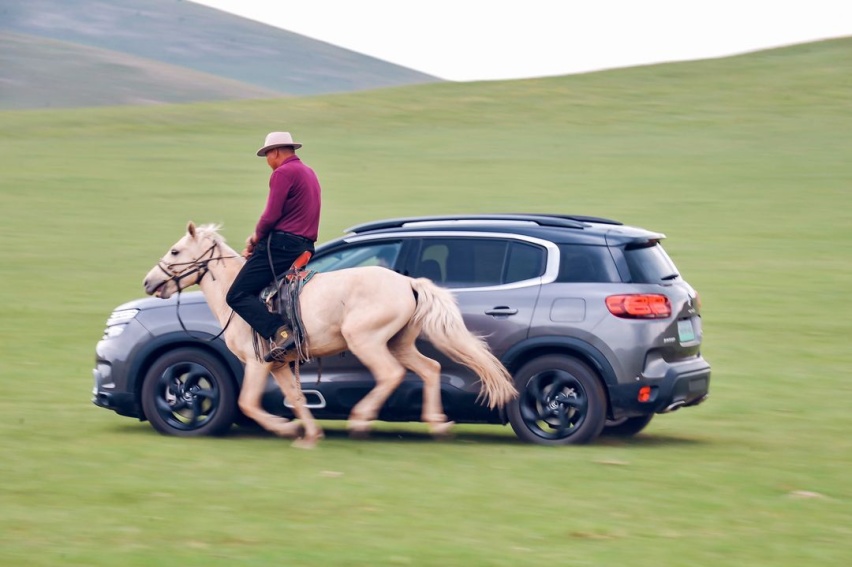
[607,357,711,419]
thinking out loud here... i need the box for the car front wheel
[141,348,238,437]
[508,355,607,445]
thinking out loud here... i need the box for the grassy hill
[0,32,284,109]
[0,0,440,103]
[0,37,850,566]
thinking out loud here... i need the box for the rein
[158,241,240,342]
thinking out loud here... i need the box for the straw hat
[256,131,302,156]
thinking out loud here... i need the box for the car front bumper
[92,324,150,419]
[92,356,142,418]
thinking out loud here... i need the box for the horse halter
[157,241,228,292]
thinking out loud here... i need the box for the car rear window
[623,241,680,283]
[556,245,620,283]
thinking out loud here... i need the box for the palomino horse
[142,222,517,447]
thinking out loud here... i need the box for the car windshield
[308,241,402,272]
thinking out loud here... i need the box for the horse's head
[143,221,222,299]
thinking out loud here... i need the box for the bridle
[157,241,225,291]
[156,240,239,341]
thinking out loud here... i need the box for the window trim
[342,231,559,291]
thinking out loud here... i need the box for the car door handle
[485,306,518,317]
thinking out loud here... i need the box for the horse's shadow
[111,422,705,447]
[228,422,517,445]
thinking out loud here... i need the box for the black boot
[264,325,296,362]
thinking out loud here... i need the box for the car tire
[507,355,607,445]
[141,348,238,437]
[602,414,654,437]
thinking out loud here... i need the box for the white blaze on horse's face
[142,224,205,299]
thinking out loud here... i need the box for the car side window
[308,241,402,273]
[556,244,620,283]
[410,238,546,288]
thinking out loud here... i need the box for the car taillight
[606,294,671,319]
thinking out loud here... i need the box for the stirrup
[264,329,296,362]
[264,345,293,363]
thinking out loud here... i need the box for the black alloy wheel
[141,348,238,437]
[508,355,607,445]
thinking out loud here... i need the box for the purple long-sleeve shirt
[254,155,321,242]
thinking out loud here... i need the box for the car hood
[114,291,208,311]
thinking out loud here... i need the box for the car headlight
[103,308,139,339]
[106,308,140,326]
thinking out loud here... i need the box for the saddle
[258,251,316,361]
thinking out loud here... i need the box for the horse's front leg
[238,361,302,439]
[269,362,324,448]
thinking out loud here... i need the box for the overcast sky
[190,0,852,81]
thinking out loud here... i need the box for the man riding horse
[225,131,322,362]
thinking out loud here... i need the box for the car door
[293,233,550,417]
[405,234,550,391]
[292,238,407,416]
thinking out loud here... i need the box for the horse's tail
[409,278,518,409]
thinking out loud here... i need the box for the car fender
[125,331,245,395]
[500,336,619,389]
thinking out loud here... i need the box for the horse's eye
[170,249,179,256]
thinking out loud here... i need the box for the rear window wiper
[661,273,680,281]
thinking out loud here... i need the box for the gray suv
[92,214,710,445]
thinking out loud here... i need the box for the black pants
[226,232,314,339]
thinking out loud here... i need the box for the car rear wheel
[603,414,654,437]
[141,348,238,437]
[508,355,607,445]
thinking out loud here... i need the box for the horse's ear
[187,221,196,238]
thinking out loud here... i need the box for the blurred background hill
[0,0,441,109]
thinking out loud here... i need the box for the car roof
[340,213,664,246]
[346,213,620,233]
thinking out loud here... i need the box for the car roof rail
[530,213,623,226]
[345,213,622,234]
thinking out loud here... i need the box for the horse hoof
[273,421,304,439]
[347,419,372,439]
[429,421,456,439]
[292,431,324,449]
[292,437,317,449]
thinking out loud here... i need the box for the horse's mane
[195,223,226,243]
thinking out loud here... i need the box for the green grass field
[1,38,851,566]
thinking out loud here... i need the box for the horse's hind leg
[238,361,302,439]
[390,326,454,438]
[345,344,407,437]
[269,362,323,448]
